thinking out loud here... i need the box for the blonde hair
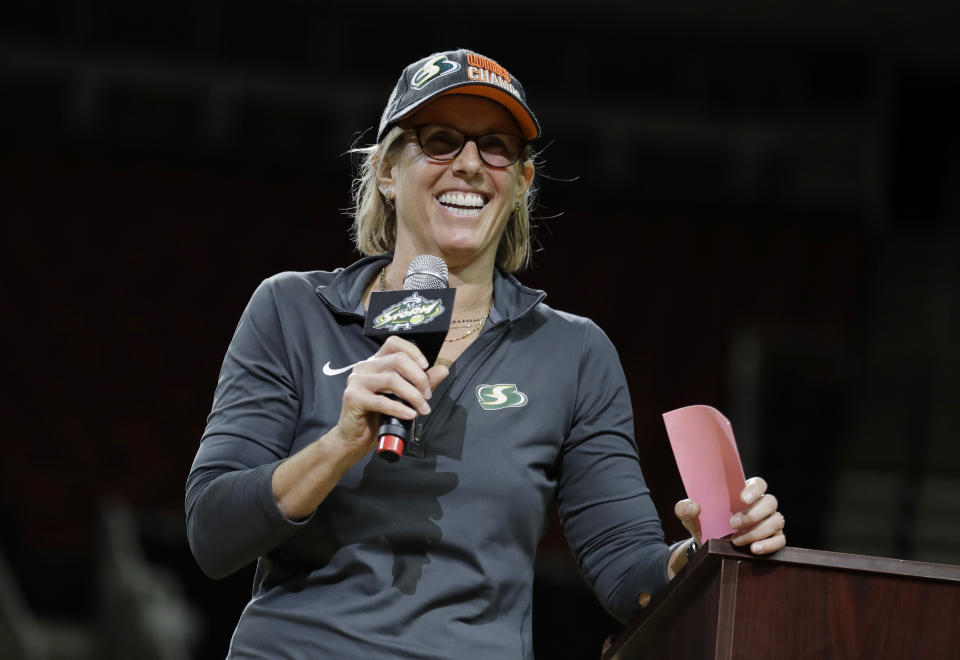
[350,127,536,273]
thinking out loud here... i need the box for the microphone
[362,256,456,462]
[402,254,448,291]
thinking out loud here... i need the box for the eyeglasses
[409,124,526,168]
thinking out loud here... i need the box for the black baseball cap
[376,49,541,143]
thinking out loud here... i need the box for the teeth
[438,192,484,208]
[444,205,482,217]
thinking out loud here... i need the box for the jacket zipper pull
[408,422,424,455]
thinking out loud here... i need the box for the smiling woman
[185,48,786,658]
[381,94,533,285]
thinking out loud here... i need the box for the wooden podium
[602,539,960,659]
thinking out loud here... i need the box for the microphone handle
[377,399,413,462]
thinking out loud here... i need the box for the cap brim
[390,82,540,142]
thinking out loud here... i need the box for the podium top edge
[704,538,960,583]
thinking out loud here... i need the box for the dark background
[2,1,958,657]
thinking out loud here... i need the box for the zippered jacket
[186,256,672,658]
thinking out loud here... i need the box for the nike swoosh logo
[322,359,366,376]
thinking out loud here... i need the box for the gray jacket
[186,256,672,659]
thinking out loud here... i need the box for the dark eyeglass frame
[406,124,527,168]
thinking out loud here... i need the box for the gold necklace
[444,311,489,342]
[379,266,492,342]
[448,314,488,324]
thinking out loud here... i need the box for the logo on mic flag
[373,293,445,331]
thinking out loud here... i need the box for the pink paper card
[662,405,747,541]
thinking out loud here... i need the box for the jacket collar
[315,255,546,324]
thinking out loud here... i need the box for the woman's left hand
[674,476,786,555]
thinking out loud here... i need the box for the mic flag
[363,289,455,368]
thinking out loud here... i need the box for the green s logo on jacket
[476,384,528,411]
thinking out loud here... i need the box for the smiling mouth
[437,191,487,217]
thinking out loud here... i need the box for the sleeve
[185,277,313,579]
[555,321,673,624]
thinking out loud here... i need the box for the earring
[382,188,395,211]
[511,201,521,220]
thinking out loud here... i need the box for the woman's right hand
[333,336,449,457]
[272,336,448,520]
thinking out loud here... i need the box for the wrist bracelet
[669,538,700,561]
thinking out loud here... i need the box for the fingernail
[730,514,742,527]
[742,491,756,504]
[424,389,432,400]
[731,535,744,546]
[421,402,431,415]
[418,356,429,369]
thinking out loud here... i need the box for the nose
[451,138,484,178]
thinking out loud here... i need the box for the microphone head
[403,255,449,290]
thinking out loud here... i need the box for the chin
[436,240,494,267]
[428,224,483,253]
[437,243,482,264]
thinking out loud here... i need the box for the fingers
[339,337,438,435]
[740,528,786,555]
[354,342,433,404]
[426,363,450,390]
[678,477,785,556]
[731,506,787,555]
[341,382,420,421]
[730,492,779,529]
[379,335,430,369]
[674,498,701,520]
[674,498,702,543]
[351,357,432,414]
[740,476,768,505]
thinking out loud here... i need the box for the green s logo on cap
[476,384,528,410]
[411,55,460,90]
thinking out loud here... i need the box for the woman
[186,49,785,658]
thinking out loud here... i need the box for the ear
[376,150,398,197]
[517,159,535,196]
